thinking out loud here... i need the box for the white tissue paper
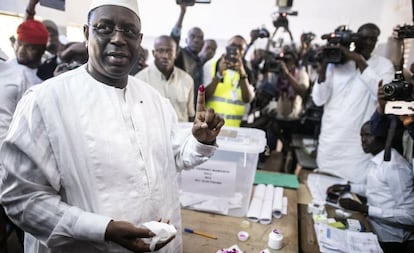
[142,221,177,252]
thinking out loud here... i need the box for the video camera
[321,26,359,64]
[302,32,316,44]
[263,51,291,74]
[394,24,414,39]
[272,11,298,29]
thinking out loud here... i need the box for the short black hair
[358,23,380,36]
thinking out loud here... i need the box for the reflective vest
[206,61,245,127]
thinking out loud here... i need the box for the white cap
[89,0,139,17]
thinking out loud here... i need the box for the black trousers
[380,240,414,253]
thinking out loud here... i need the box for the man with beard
[312,23,394,183]
[6,18,48,85]
[136,35,195,122]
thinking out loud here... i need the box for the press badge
[231,89,238,101]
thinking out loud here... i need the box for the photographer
[243,48,309,171]
[204,35,255,127]
[312,23,394,183]
[327,120,414,253]
[370,75,414,162]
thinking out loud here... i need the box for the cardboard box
[178,125,266,217]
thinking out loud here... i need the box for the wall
[0,0,412,58]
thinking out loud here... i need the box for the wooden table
[298,169,372,253]
[181,188,298,253]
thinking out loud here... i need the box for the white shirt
[135,63,195,122]
[7,58,43,86]
[351,149,414,243]
[0,65,217,253]
[0,61,31,145]
[312,55,394,183]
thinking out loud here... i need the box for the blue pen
[184,228,217,239]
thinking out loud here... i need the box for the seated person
[327,120,414,253]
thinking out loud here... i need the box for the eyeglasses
[90,23,140,39]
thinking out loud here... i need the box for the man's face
[355,28,378,59]
[227,37,246,58]
[153,37,176,73]
[14,40,45,68]
[360,123,383,154]
[199,40,217,62]
[186,27,204,54]
[85,5,142,86]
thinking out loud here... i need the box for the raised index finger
[196,85,206,113]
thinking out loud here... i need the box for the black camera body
[176,0,211,6]
[395,25,414,39]
[225,45,238,64]
[321,29,359,64]
[383,71,413,101]
[302,32,316,44]
[272,11,298,29]
[264,52,285,73]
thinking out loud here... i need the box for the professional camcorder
[302,32,316,44]
[395,25,414,39]
[384,71,414,115]
[321,27,359,64]
[263,52,286,73]
[272,11,298,29]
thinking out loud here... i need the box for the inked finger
[196,85,206,113]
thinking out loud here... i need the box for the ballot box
[178,125,266,217]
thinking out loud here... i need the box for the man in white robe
[312,23,394,183]
[0,1,224,252]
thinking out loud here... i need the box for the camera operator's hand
[339,198,368,215]
[279,60,289,77]
[340,45,368,72]
[326,184,350,196]
[376,80,386,114]
[399,114,414,128]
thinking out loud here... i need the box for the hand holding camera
[326,184,351,196]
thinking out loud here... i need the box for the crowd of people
[0,0,414,252]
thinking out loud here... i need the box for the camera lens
[383,84,396,97]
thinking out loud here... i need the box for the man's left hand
[339,198,368,214]
[192,85,225,144]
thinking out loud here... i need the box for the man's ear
[83,25,89,44]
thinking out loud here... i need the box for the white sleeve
[0,91,112,247]
[311,64,334,106]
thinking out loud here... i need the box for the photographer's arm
[205,56,225,101]
[280,61,308,98]
[24,0,39,20]
[235,56,254,103]
[170,5,187,46]
[311,61,332,106]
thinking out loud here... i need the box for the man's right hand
[105,220,174,252]
[326,184,350,196]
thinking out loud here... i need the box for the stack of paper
[314,223,383,253]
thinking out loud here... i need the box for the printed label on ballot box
[180,160,236,197]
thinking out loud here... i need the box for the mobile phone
[225,45,238,63]
[326,192,340,204]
